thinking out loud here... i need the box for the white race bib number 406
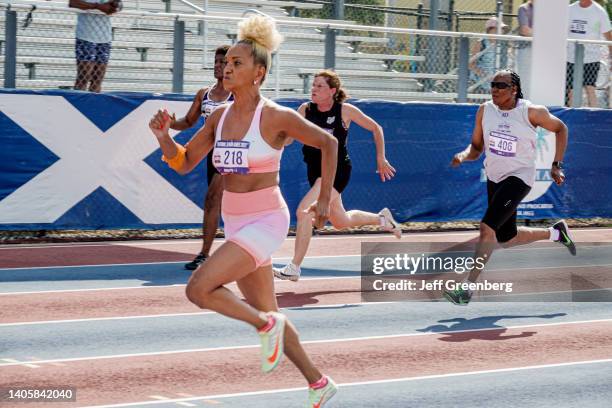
[213,140,250,174]
[489,131,518,157]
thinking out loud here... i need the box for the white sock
[549,227,559,241]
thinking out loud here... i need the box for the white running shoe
[307,375,338,407]
[273,263,301,282]
[379,207,402,239]
[258,311,286,373]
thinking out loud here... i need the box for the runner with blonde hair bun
[149,14,338,407]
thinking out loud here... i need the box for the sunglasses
[491,82,513,90]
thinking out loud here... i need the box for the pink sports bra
[213,98,283,175]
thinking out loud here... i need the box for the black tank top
[303,101,351,166]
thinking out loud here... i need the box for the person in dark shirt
[274,70,401,282]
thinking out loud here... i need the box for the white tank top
[200,86,232,119]
[482,99,537,187]
[213,98,283,175]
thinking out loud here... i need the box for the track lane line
[2,318,611,367]
[80,358,612,408]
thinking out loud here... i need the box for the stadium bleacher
[0,0,450,100]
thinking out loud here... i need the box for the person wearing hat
[469,17,509,93]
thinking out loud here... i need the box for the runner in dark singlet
[169,45,233,270]
[274,70,401,282]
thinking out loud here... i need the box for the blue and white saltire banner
[1,89,611,230]
[0,93,201,225]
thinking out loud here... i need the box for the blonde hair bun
[238,15,283,53]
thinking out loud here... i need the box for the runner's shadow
[416,313,566,342]
[276,290,363,308]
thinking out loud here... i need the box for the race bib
[213,140,250,174]
[203,104,215,118]
[570,19,587,35]
[489,131,518,157]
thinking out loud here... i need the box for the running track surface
[1,229,612,407]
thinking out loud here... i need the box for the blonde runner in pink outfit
[149,14,338,408]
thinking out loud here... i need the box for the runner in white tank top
[168,45,232,271]
[482,97,537,187]
[444,69,575,306]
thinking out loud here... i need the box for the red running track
[2,228,610,269]
[2,321,611,407]
[1,265,609,324]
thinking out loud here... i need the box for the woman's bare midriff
[221,171,280,193]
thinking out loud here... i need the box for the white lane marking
[2,259,611,296]
[2,318,611,368]
[3,243,612,271]
[1,358,40,368]
[81,358,612,407]
[0,232,484,250]
[0,302,393,327]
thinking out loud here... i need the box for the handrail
[1,2,611,46]
[175,0,206,15]
[0,2,612,46]
[0,3,527,41]
[242,8,270,18]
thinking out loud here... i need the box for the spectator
[470,17,508,93]
[516,0,534,98]
[69,0,121,92]
[566,0,612,107]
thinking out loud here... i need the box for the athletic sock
[309,375,328,389]
[257,315,275,333]
[549,227,559,241]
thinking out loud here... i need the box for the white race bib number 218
[213,140,250,174]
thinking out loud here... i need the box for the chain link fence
[1,1,610,107]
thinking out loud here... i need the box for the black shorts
[482,176,532,243]
[206,153,219,186]
[307,162,352,193]
[566,61,600,88]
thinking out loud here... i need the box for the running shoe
[307,375,338,408]
[379,208,402,239]
[443,287,472,306]
[258,311,286,373]
[184,252,207,270]
[552,220,577,256]
[273,263,301,282]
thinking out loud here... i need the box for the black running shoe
[552,220,577,256]
[185,252,207,270]
[443,288,472,306]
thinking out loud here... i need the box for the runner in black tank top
[274,70,403,282]
[168,45,232,270]
[303,101,352,193]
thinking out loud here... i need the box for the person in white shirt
[566,0,612,107]
[444,69,574,306]
[69,0,120,92]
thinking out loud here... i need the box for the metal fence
[1,1,611,108]
[294,0,518,33]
